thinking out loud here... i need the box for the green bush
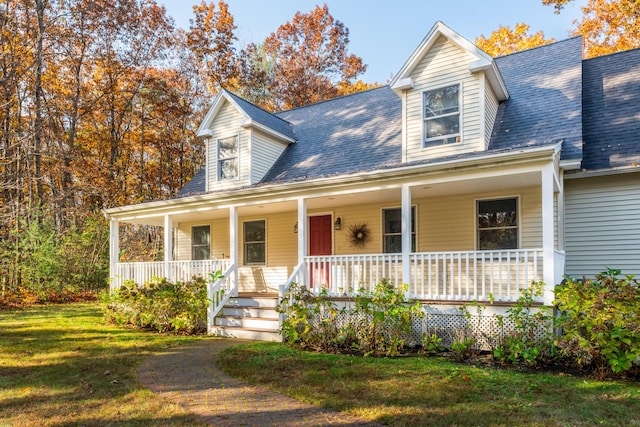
[103,277,209,334]
[493,281,554,367]
[278,280,422,357]
[353,280,423,356]
[554,268,640,376]
[276,283,345,351]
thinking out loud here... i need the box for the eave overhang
[390,21,509,101]
[105,143,560,222]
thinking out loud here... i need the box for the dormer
[390,22,509,163]
[196,90,295,192]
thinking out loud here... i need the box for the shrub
[492,281,554,367]
[422,332,445,354]
[103,276,209,334]
[278,279,422,356]
[353,280,423,357]
[276,283,344,351]
[554,268,640,377]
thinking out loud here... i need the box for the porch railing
[302,249,544,302]
[207,264,237,333]
[305,254,402,295]
[410,249,543,301]
[111,259,232,290]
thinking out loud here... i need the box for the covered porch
[106,147,566,317]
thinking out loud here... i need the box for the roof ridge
[223,89,293,127]
[583,45,640,62]
[493,35,583,59]
[275,85,388,115]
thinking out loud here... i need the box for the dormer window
[218,135,238,180]
[423,84,460,148]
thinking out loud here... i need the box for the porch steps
[210,292,282,341]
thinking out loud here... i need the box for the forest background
[0,0,636,301]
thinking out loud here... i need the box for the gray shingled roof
[177,168,206,197]
[225,90,296,140]
[176,37,638,198]
[581,47,640,171]
[490,37,583,161]
[262,86,401,183]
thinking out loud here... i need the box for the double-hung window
[218,135,238,180]
[192,225,210,260]
[244,220,266,264]
[423,84,460,147]
[382,207,416,253]
[477,198,518,250]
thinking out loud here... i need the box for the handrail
[207,264,236,333]
[278,261,306,327]
[279,261,305,300]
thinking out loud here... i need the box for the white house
[104,22,640,340]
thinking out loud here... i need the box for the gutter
[564,165,640,179]
[105,143,560,219]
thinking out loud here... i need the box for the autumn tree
[475,23,555,57]
[186,0,238,95]
[545,0,640,57]
[0,0,207,291]
[246,4,368,111]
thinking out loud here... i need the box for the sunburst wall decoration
[348,223,370,248]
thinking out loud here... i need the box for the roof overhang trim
[105,144,559,221]
[390,21,509,101]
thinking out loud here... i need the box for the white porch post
[163,214,173,281]
[297,197,308,286]
[401,184,412,289]
[229,206,239,296]
[109,218,119,291]
[541,163,556,305]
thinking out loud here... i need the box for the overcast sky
[160,0,586,83]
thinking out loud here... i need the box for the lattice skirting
[308,308,553,351]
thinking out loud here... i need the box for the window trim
[217,134,239,181]
[191,224,211,261]
[475,196,520,251]
[243,218,267,266]
[381,205,417,253]
[422,83,462,148]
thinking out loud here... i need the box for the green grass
[217,342,640,427]
[0,303,205,426]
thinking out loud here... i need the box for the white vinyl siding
[484,80,499,149]
[251,130,288,184]
[205,101,249,191]
[405,36,483,162]
[565,173,640,278]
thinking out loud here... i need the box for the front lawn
[0,303,203,426]
[217,342,640,426]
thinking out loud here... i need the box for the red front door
[309,215,332,289]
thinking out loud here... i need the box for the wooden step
[215,315,279,330]
[209,325,282,342]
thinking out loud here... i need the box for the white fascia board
[196,91,251,137]
[389,21,443,89]
[390,21,509,101]
[105,144,558,220]
[564,165,640,179]
[469,61,509,101]
[240,119,295,144]
[391,77,415,93]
